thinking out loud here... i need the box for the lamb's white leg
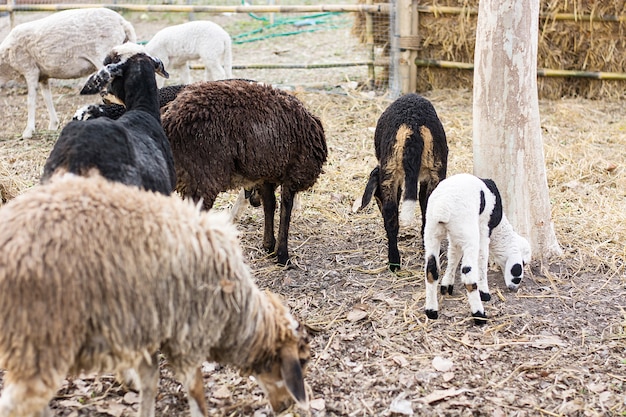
[183,61,193,84]
[40,79,59,131]
[230,188,249,221]
[423,222,445,320]
[440,240,462,295]
[204,60,226,81]
[459,243,487,325]
[477,231,491,301]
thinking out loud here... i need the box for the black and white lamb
[160,79,328,266]
[40,43,176,195]
[357,93,448,271]
[0,8,136,139]
[0,173,310,417]
[423,173,531,325]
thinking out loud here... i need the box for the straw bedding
[0,11,624,417]
[1,82,624,415]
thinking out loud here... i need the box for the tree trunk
[472,0,561,259]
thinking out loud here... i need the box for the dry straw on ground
[353,0,626,99]
[0,84,624,416]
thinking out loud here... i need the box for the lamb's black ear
[80,63,124,95]
[358,166,380,211]
[152,57,169,79]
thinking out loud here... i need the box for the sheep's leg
[276,187,295,266]
[22,72,40,139]
[423,221,445,319]
[0,374,59,417]
[182,61,193,85]
[382,197,401,271]
[137,353,160,417]
[181,367,207,417]
[204,60,226,81]
[259,183,277,255]
[230,189,249,222]
[440,241,462,296]
[40,78,59,132]
[477,232,491,301]
[459,244,487,325]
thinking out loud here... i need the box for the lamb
[161,79,328,266]
[357,93,448,271]
[0,8,137,139]
[40,43,176,196]
[422,173,531,325]
[0,172,310,417]
[145,20,233,88]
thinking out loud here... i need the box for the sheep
[145,20,233,88]
[0,8,137,139]
[40,43,177,196]
[422,173,531,325]
[357,93,448,271]
[161,79,328,266]
[0,172,310,417]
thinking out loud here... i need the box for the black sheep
[358,94,448,271]
[41,43,176,195]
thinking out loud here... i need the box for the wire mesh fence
[0,0,396,93]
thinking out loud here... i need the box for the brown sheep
[161,79,328,267]
[0,172,309,417]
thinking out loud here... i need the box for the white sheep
[145,20,233,88]
[0,172,309,417]
[0,8,137,139]
[423,173,531,324]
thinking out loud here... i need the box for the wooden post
[397,0,420,93]
[365,0,375,88]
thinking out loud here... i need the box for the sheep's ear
[80,63,124,95]
[152,57,169,79]
[81,67,112,95]
[280,344,308,407]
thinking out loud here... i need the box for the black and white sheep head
[80,42,169,97]
[499,233,532,291]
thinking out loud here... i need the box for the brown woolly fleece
[0,173,308,416]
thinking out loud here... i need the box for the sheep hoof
[425,309,438,320]
[479,291,491,301]
[441,285,453,295]
[388,262,401,272]
[472,311,487,325]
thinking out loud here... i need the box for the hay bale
[353,0,626,98]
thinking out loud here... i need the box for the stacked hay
[0,162,26,205]
[353,0,626,98]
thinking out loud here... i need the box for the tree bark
[472,0,561,259]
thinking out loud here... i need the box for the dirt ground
[1,10,625,417]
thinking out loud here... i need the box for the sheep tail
[223,37,233,79]
[358,166,380,211]
[122,19,137,44]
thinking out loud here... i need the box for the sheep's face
[80,43,168,98]
[255,319,310,413]
[503,235,531,291]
